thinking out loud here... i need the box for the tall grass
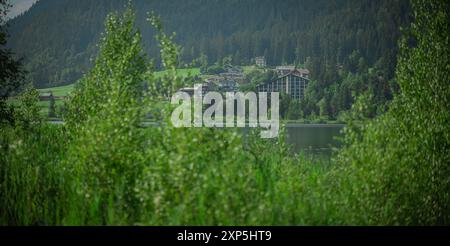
[0,122,334,225]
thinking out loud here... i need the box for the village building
[255,56,266,67]
[275,66,310,78]
[178,65,309,100]
[178,82,211,97]
[218,79,237,92]
[256,68,310,100]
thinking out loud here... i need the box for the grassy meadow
[34,68,201,117]
[37,68,201,97]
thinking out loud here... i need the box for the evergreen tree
[48,92,56,118]
[0,0,25,125]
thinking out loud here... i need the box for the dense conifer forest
[6,0,411,120]
[8,0,409,86]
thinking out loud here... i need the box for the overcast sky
[7,0,39,19]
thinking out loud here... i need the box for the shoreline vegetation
[32,80,350,124]
[1,1,448,225]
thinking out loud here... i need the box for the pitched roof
[277,69,310,81]
[291,68,310,76]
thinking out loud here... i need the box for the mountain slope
[7,0,410,88]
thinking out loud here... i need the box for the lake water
[49,120,345,156]
[285,124,345,156]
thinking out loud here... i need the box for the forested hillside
[7,0,410,89]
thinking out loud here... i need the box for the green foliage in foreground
[0,1,448,225]
[329,0,450,224]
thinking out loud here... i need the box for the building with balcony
[256,68,310,100]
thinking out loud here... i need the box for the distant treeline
[8,0,410,88]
